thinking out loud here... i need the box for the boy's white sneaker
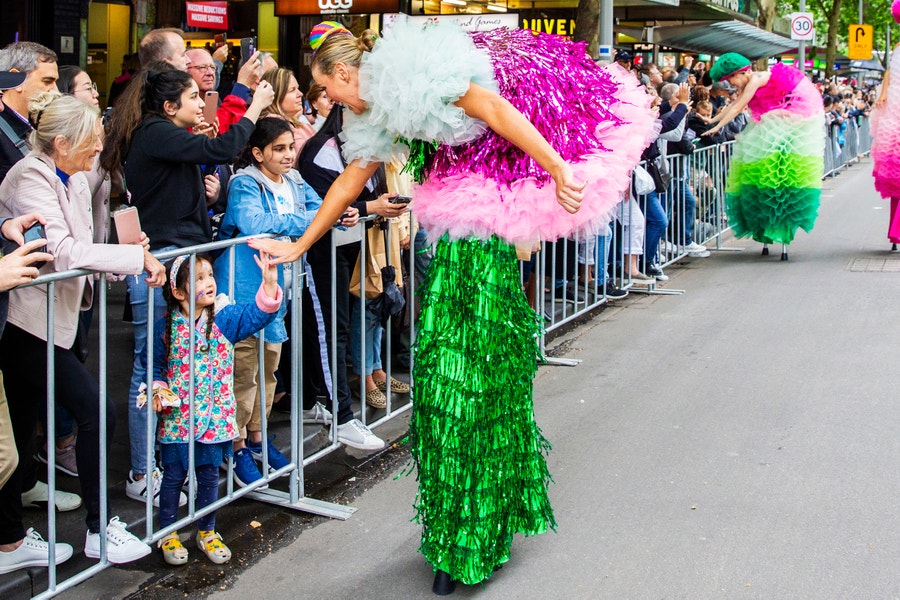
[126,469,186,507]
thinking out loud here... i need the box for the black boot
[432,570,456,595]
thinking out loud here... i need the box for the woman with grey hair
[0,92,165,574]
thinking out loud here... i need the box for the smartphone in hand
[388,195,412,204]
[113,206,142,245]
[23,223,48,268]
[203,91,218,125]
[240,37,256,66]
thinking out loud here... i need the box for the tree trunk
[574,0,600,59]
[825,0,843,78]
[755,0,778,70]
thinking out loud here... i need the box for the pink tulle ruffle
[871,106,900,198]
[414,148,647,245]
[749,63,822,122]
[414,59,659,244]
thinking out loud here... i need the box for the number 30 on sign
[790,12,814,41]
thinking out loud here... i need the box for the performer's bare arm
[456,82,585,213]
[705,72,770,135]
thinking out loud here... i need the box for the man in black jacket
[0,42,58,183]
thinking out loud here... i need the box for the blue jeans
[641,191,668,269]
[159,461,218,531]
[598,225,612,284]
[126,248,174,475]
[669,176,697,245]
[349,296,383,377]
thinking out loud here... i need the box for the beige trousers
[232,338,282,440]
[0,371,19,489]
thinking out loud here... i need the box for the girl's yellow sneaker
[196,530,231,564]
[158,531,188,566]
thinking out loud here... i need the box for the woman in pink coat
[0,92,165,575]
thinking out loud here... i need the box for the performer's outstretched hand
[553,163,585,213]
[247,237,302,265]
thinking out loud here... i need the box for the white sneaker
[335,419,385,451]
[126,469,187,508]
[21,480,82,512]
[683,242,711,258]
[302,402,333,425]
[0,528,73,575]
[84,516,152,563]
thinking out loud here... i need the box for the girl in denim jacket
[213,118,330,488]
[152,252,282,565]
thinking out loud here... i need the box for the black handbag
[647,155,672,193]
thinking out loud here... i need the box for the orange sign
[848,24,873,60]
[275,0,399,15]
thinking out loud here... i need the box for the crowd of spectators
[815,78,875,157]
[0,27,410,576]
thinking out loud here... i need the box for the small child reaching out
[151,251,282,566]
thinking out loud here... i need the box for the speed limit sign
[791,12,815,41]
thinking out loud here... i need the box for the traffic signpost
[848,24,874,60]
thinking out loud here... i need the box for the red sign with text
[186,2,229,30]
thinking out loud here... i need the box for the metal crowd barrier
[14,113,872,596]
[17,227,412,598]
[824,116,872,178]
[537,141,735,342]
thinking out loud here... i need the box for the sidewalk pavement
[50,157,900,598]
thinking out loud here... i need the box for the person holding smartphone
[0,213,52,502]
[0,93,167,572]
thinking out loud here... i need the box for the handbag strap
[0,114,29,158]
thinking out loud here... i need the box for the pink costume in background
[870,48,900,243]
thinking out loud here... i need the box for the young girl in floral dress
[151,252,282,565]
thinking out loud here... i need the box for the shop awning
[652,20,796,60]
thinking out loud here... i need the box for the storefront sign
[186,1,228,30]
[704,0,741,12]
[520,17,576,36]
[275,0,400,15]
[386,13,517,32]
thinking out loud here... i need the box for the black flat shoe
[432,570,456,595]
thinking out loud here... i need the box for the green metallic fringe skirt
[410,236,556,585]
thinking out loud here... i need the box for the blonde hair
[28,92,100,156]
[311,28,377,76]
[260,67,301,126]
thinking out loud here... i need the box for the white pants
[616,194,645,256]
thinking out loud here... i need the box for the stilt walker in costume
[250,18,657,594]
[871,1,900,251]
[705,53,824,260]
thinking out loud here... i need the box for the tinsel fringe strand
[410,236,555,586]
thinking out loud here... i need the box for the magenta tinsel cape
[417,29,657,243]
[346,22,659,244]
